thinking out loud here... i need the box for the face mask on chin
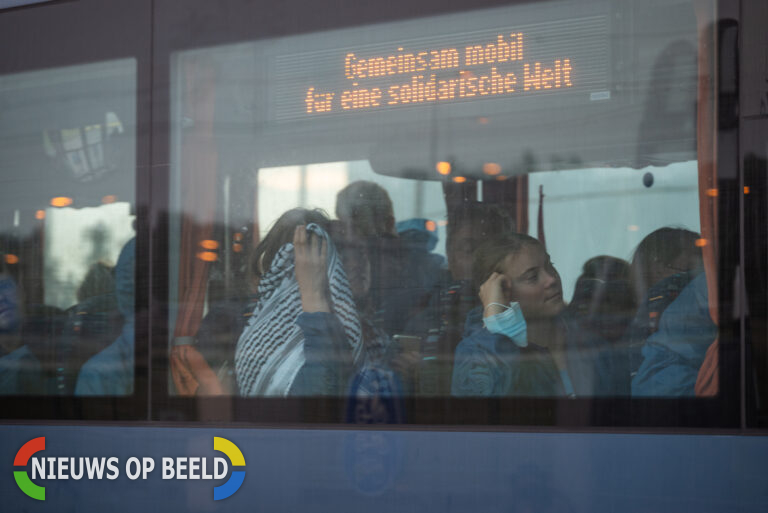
[483,301,527,347]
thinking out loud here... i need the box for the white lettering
[176,457,187,480]
[70,457,84,480]
[188,457,200,479]
[85,458,106,479]
[106,457,119,480]
[214,457,228,479]
[57,457,69,479]
[142,457,154,479]
[201,457,212,479]
[162,457,174,479]
[31,457,45,480]
[126,457,141,480]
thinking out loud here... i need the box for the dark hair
[335,181,394,238]
[570,256,635,342]
[581,255,631,282]
[630,227,702,298]
[471,232,541,290]
[251,208,330,277]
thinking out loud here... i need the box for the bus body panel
[2,425,767,512]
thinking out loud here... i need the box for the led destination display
[273,15,608,121]
[306,33,573,113]
[180,1,697,174]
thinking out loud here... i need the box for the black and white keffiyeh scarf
[235,223,363,396]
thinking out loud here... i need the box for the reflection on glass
[0,59,136,396]
[168,0,717,402]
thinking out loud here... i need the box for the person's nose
[542,268,558,288]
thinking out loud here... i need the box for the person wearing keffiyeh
[235,208,409,402]
[235,209,363,396]
[293,220,409,413]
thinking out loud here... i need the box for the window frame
[0,0,758,431]
[149,0,746,430]
[0,0,152,421]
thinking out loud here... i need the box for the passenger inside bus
[235,208,408,397]
[334,181,444,343]
[629,227,703,306]
[327,220,410,399]
[56,262,123,394]
[74,237,135,395]
[631,272,716,396]
[451,233,626,397]
[0,260,67,395]
[401,201,516,334]
[623,227,704,378]
[335,181,408,336]
[0,264,22,360]
[395,217,446,299]
[0,267,38,394]
[568,255,635,345]
[236,209,334,396]
[335,180,396,240]
[403,201,516,393]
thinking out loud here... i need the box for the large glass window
[0,59,136,396]
[166,0,723,410]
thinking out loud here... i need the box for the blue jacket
[631,273,716,397]
[74,321,134,396]
[623,270,700,377]
[0,345,43,394]
[452,307,627,397]
[289,312,403,403]
[289,312,354,396]
[75,238,135,396]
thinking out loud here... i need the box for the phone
[391,334,421,355]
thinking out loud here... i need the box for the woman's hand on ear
[479,272,508,318]
[294,225,331,312]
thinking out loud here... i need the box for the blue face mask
[483,302,527,347]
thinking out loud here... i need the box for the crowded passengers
[0,180,717,400]
[228,181,714,399]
